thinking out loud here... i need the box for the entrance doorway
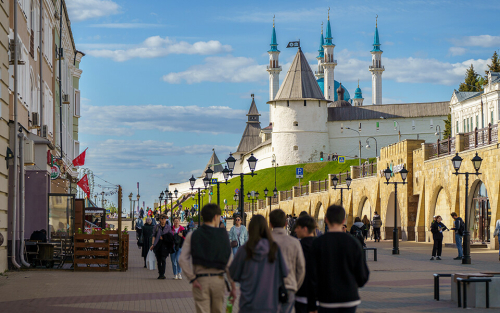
[471,182,490,244]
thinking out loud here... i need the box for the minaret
[352,79,364,106]
[267,16,281,102]
[369,17,384,105]
[323,8,337,101]
[315,23,324,81]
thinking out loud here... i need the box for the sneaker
[430,257,435,260]
[436,257,442,260]
[453,257,462,260]
[178,274,182,280]
[175,274,179,280]
[160,276,166,280]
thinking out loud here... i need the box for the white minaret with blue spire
[323,9,337,101]
[267,17,281,105]
[352,79,364,106]
[369,17,384,105]
[315,23,324,81]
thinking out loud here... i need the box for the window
[491,111,494,125]
[287,101,289,107]
[476,115,479,129]
[293,121,298,127]
[376,121,379,131]
[463,119,466,132]
[412,120,415,130]
[456,121,459,134]
[293,146,298,151]
[430,119,434,129]
[304,100,306,106]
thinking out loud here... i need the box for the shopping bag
[146,250,157,270]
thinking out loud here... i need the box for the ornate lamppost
[331,174,352,208]
[247,191,260,218]
[264,187,278,212]
[189,175,210,227]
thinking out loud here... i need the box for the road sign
[211,178,218,185]
[296,167,304,178]
[338,156,345,164]
[235,188,239,194]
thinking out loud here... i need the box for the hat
[159,214,168,219]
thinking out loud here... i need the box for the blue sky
[69,0,500,208]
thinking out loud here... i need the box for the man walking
[179,204,236,313]
[150,214,174,279]
[313,205,369,312]
[371,212,382,242]
[450,212,464,260]
[269,209,305,313]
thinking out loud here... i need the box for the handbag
[146,250,156,270]
[277,248,288,304]
[230,231,240,248]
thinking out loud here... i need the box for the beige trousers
[192,275,226,313]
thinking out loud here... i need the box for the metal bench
[457,277,491,309]
[363,247,377,261]
[433,273,452,301]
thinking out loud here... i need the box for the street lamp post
[451,152,482,264]
[383,165,409,255]
[331,174,352,208]
[247,191,260,218]
[128,193,133,229]
[189,175,210,227]
[272,154,278,189]
[264,187,278,212]
[345,127,362,166]
[435,125,442,140]
[365,137,378,158]
[205,166,230,207]
[136,193,140,226]
[224,153,258,225]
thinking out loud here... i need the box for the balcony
[266,66,282,71]
[369,66,385,70]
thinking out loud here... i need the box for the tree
[443,114,451,139]
[483,51,500,84]
[459,64,483,92]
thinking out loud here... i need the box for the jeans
[432,238,443,257]
[373,228,381,241]
[156,254,167,277]
[455,233,463,258]
[279,290,296,313]
[319,307,357,313]
[171,248,182,275]
[232,246,239,256]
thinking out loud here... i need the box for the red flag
[77,174,90,198]
[72,148,87,167]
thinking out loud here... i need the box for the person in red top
[171,217,186,279]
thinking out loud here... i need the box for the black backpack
[352,225,365,246]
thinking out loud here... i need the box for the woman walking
[171,217,185,279]
[430,215,448,260]
[141,218,154,268]
[229,215,288,313]
[228,215,249,255]
[362,215,370,240]
[151,214,174,279]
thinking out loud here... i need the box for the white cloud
[221,8,324,23]
[85,36,232,62]
[155,163,174,169]
[448,47,467,56]
[80,103,247,136]
[89,23,167,29]
[66,0,120,22]
[454,35,500,48]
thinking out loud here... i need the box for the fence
[428,137,455,159]
[74,234,110,271]
[351,163,378,178]
[311,179,329,193]
[465,123,498,150]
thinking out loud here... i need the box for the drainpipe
[58,0,63,159]
[39,0,43,133]
[11,0,21,269]
[18,133,30,267]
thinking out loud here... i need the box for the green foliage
[443,114,452,139]
[459,64,483,92]
[483,51,500,84]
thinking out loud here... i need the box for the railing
[266,66,282,71]
[369,65,385,70]
[466,124,498,150]
[351,163,378,178]
[311,179,328,193]
[429,137,455,159]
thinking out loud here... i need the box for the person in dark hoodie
[371,212,382,242]
[179,204,236,312]
[430,215,448,261]
[294,215,318,313]
[350,217,367,248]
[313,205,369,312]
[229,214,288,313]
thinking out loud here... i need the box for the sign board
[296,167,304,179]
[338,156,345,164]
[211,178,218,185]
[286,41,300,48]
[235,188,239,194]
[50,164,60,180]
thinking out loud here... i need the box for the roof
[263,123,273,130]
[325,18,333,45]
[328,101,450,121]
[236,123,262,153]
[269,25,279,52]
[201,150,224,177]
[371,25,382,52]
[490,72,500,83]
[273,48,326,101]
[317,31,324,58]
[247,98,260,116]
[354,87,363,99]
[453,90,482,102]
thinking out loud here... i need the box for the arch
[359,197,372,221]
[428,186,452,227]
[385,192,401,227]
[313,201,326,232]
[468,179,491,243]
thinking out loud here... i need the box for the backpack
[352,225,365,246]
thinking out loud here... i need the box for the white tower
[267,17,281,125]
[369,18,384,105]
[315,23,324,81]
[352,80,364,106]
[323,9,337,101]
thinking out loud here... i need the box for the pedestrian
[494,218,500,261]
[290,211,308,238]
[142,218,154,268]
[171,217,186,280]
[219,216,226,229]
[269,209,306,313]
[294,215,318,313]
[313,205,369,312]
[139,207,144,219]
[450,212,464,260]
[361,215,370,240]
[228,215,248,255]
[179,204,236,313]
[229,214,288,313]
[371,212,382,242]
[430,215,448,260]
[135,217,144,247]
[187,219,195,232]
[150,214,174,279]
[350,217,366,248]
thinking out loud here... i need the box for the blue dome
[316,78,351,101]
[354,87,362,99]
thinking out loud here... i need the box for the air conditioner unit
[24,139,35,166]
[62,94,70,104]
[31,112,39,128]
[41,125,48,138]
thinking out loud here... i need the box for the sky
[69,0,500,208]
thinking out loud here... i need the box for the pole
[217,182,220,207]
[39,0,43,131]
[359,139,362,166]
[170,197,173,225]
[393,183,399,255]
[463,173,471,264]
[240,174,245,225]
[118,186,123,270]
[197,190,201,227]
[58,0,63,158]
[274,165,277,189]
[340,188,343,208]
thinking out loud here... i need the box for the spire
[269,16,279,52]
[371,15,382,52]
[247,94,260,122]
[354,79,363,99]
[325,8,333,45]
[317,23,325,58]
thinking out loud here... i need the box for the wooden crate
[103,230,120,270]
[74,234,110,271]
[121,234,129,271]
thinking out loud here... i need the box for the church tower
[315,23,324,81]
[323,9,337,101]
[369,17,384,105]
[267,17,281,108]
[352,80,364,106]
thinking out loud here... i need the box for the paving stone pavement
[0,232,498,312]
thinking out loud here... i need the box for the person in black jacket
[313,205,369,312]
[430,215,448,260]
[450,212,464,260]
[141,218,154,268]
[294,215,318,313]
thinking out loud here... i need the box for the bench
[457,278,492,308]
[433,273,452,301]
[363,247,377,262]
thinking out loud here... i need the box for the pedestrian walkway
[0,233,497,312]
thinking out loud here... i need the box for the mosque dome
[316,78,351,101]
[354,86,363,99]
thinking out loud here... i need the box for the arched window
[293,121,298,127]
[293,146,299,151]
